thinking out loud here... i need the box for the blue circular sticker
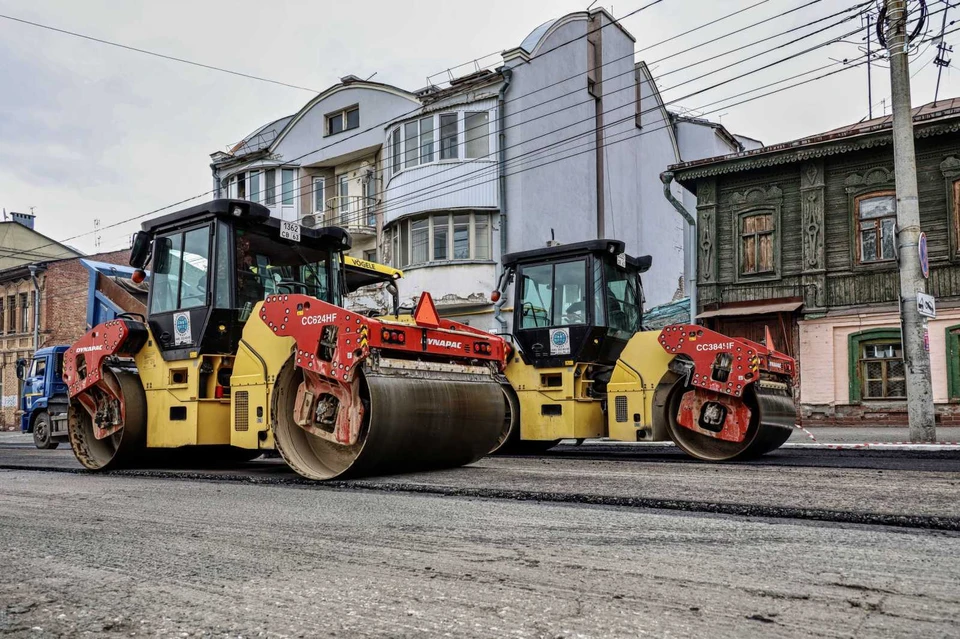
[175,315,189,333]
[552,331,567,346]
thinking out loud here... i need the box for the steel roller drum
[68,368,147,470]
[273,360,507,481]
[657,371,794,462]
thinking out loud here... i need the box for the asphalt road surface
[1,440,959,637]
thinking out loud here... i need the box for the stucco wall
[799,309,960,407]
[271,85,419,168]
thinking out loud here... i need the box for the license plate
[280,220,301,242]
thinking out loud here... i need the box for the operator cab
[503,240,650,368]
[130,199,351,360]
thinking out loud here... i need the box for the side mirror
[15,358,26,380]
[129,231,153,269]
[153,236,172,274]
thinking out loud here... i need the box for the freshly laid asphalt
[1,430,959,637]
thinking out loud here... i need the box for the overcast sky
[1,0,957,254]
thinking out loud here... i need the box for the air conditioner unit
[300,214,318,229]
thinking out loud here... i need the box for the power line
[1,0,779,258]
[0,13,326,94]
[234,0,870,220]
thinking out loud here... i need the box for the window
[390,127,401,175]
[363,249,377,263]
[33,357,46,380]
[150,227,210,314]
[282,169,295,205]
[519,264,553,328]
[249,171,260,204]
[419,116,435,164]
[313,178,325,213]
[433,217,448,260]
[604,261,641,333]
[411,218,429,264]
[857,192,897,264]
[234,227,338,316]
[518,260,588,328]
[474,215,490,260]
[740,212,774,275]
[6,295,15,334]
[440,113,458,160]
[214,221,232,309]
[237,172,246,200]
[327,106,359,135]
[31,292,38,333]
[404,121,420,169]
[265,170,276,205]
[389,212,493,267]
[464,112,489,159]
[0,298,4,333]
[18,293,28,333]
[364,176,377,226]
[338,175,349,215]
[861,342,905,399]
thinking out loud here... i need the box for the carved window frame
[733,205,781,284]
[852,189,898,267]
[942,156,960,259]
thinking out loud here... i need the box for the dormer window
[327,107,360,136]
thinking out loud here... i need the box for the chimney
[10,211,35,230]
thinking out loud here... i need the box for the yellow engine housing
[503,331,676,443]
[131,301,292,450]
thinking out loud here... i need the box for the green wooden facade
[671,106,960,316]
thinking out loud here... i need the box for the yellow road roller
[62,199,510,480]
[492,240,797,461]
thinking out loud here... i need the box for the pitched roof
[668,98,960,183]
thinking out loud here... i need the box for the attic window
[327,107,360,136]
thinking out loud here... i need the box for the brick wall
[0,250,130,429]
[41,250,130,348]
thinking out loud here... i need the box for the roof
[504,8,635,62]
[229,114,295,156]
[669,98,960,183]
[503,239,651,272]
[696,300,803,319]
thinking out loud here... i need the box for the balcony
[301,196,377,236]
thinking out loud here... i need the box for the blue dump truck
[16,258,149,448]
[17,346,70,448]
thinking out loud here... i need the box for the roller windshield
[150,226,211,314]
[234,228,341,318]
[603,261,642,333]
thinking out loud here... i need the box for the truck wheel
[33,412,59,450]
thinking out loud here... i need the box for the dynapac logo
[695,342,734,352]
[427,338,462,349]
[74,345,104,354]
[301,314,338,325]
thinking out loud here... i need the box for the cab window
[150,226,211,314]
[30,358,46,379]
[604,261,641,333]
[518,260,587,328]
[235,229,338,320]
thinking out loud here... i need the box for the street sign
[917,292,936,318]
[919,232,929,278]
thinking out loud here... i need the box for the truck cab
[17,345,70,448]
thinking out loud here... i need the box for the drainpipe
[494,68,513,333]
[497,68,513,265]
[659,171,697,322]
[210,163,222,198]
[28,265,40,351]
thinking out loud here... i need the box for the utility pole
[866,10,874,119]
[884,0,936,442]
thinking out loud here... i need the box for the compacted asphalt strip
[2,438,958,531]
[1,469,959,638]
